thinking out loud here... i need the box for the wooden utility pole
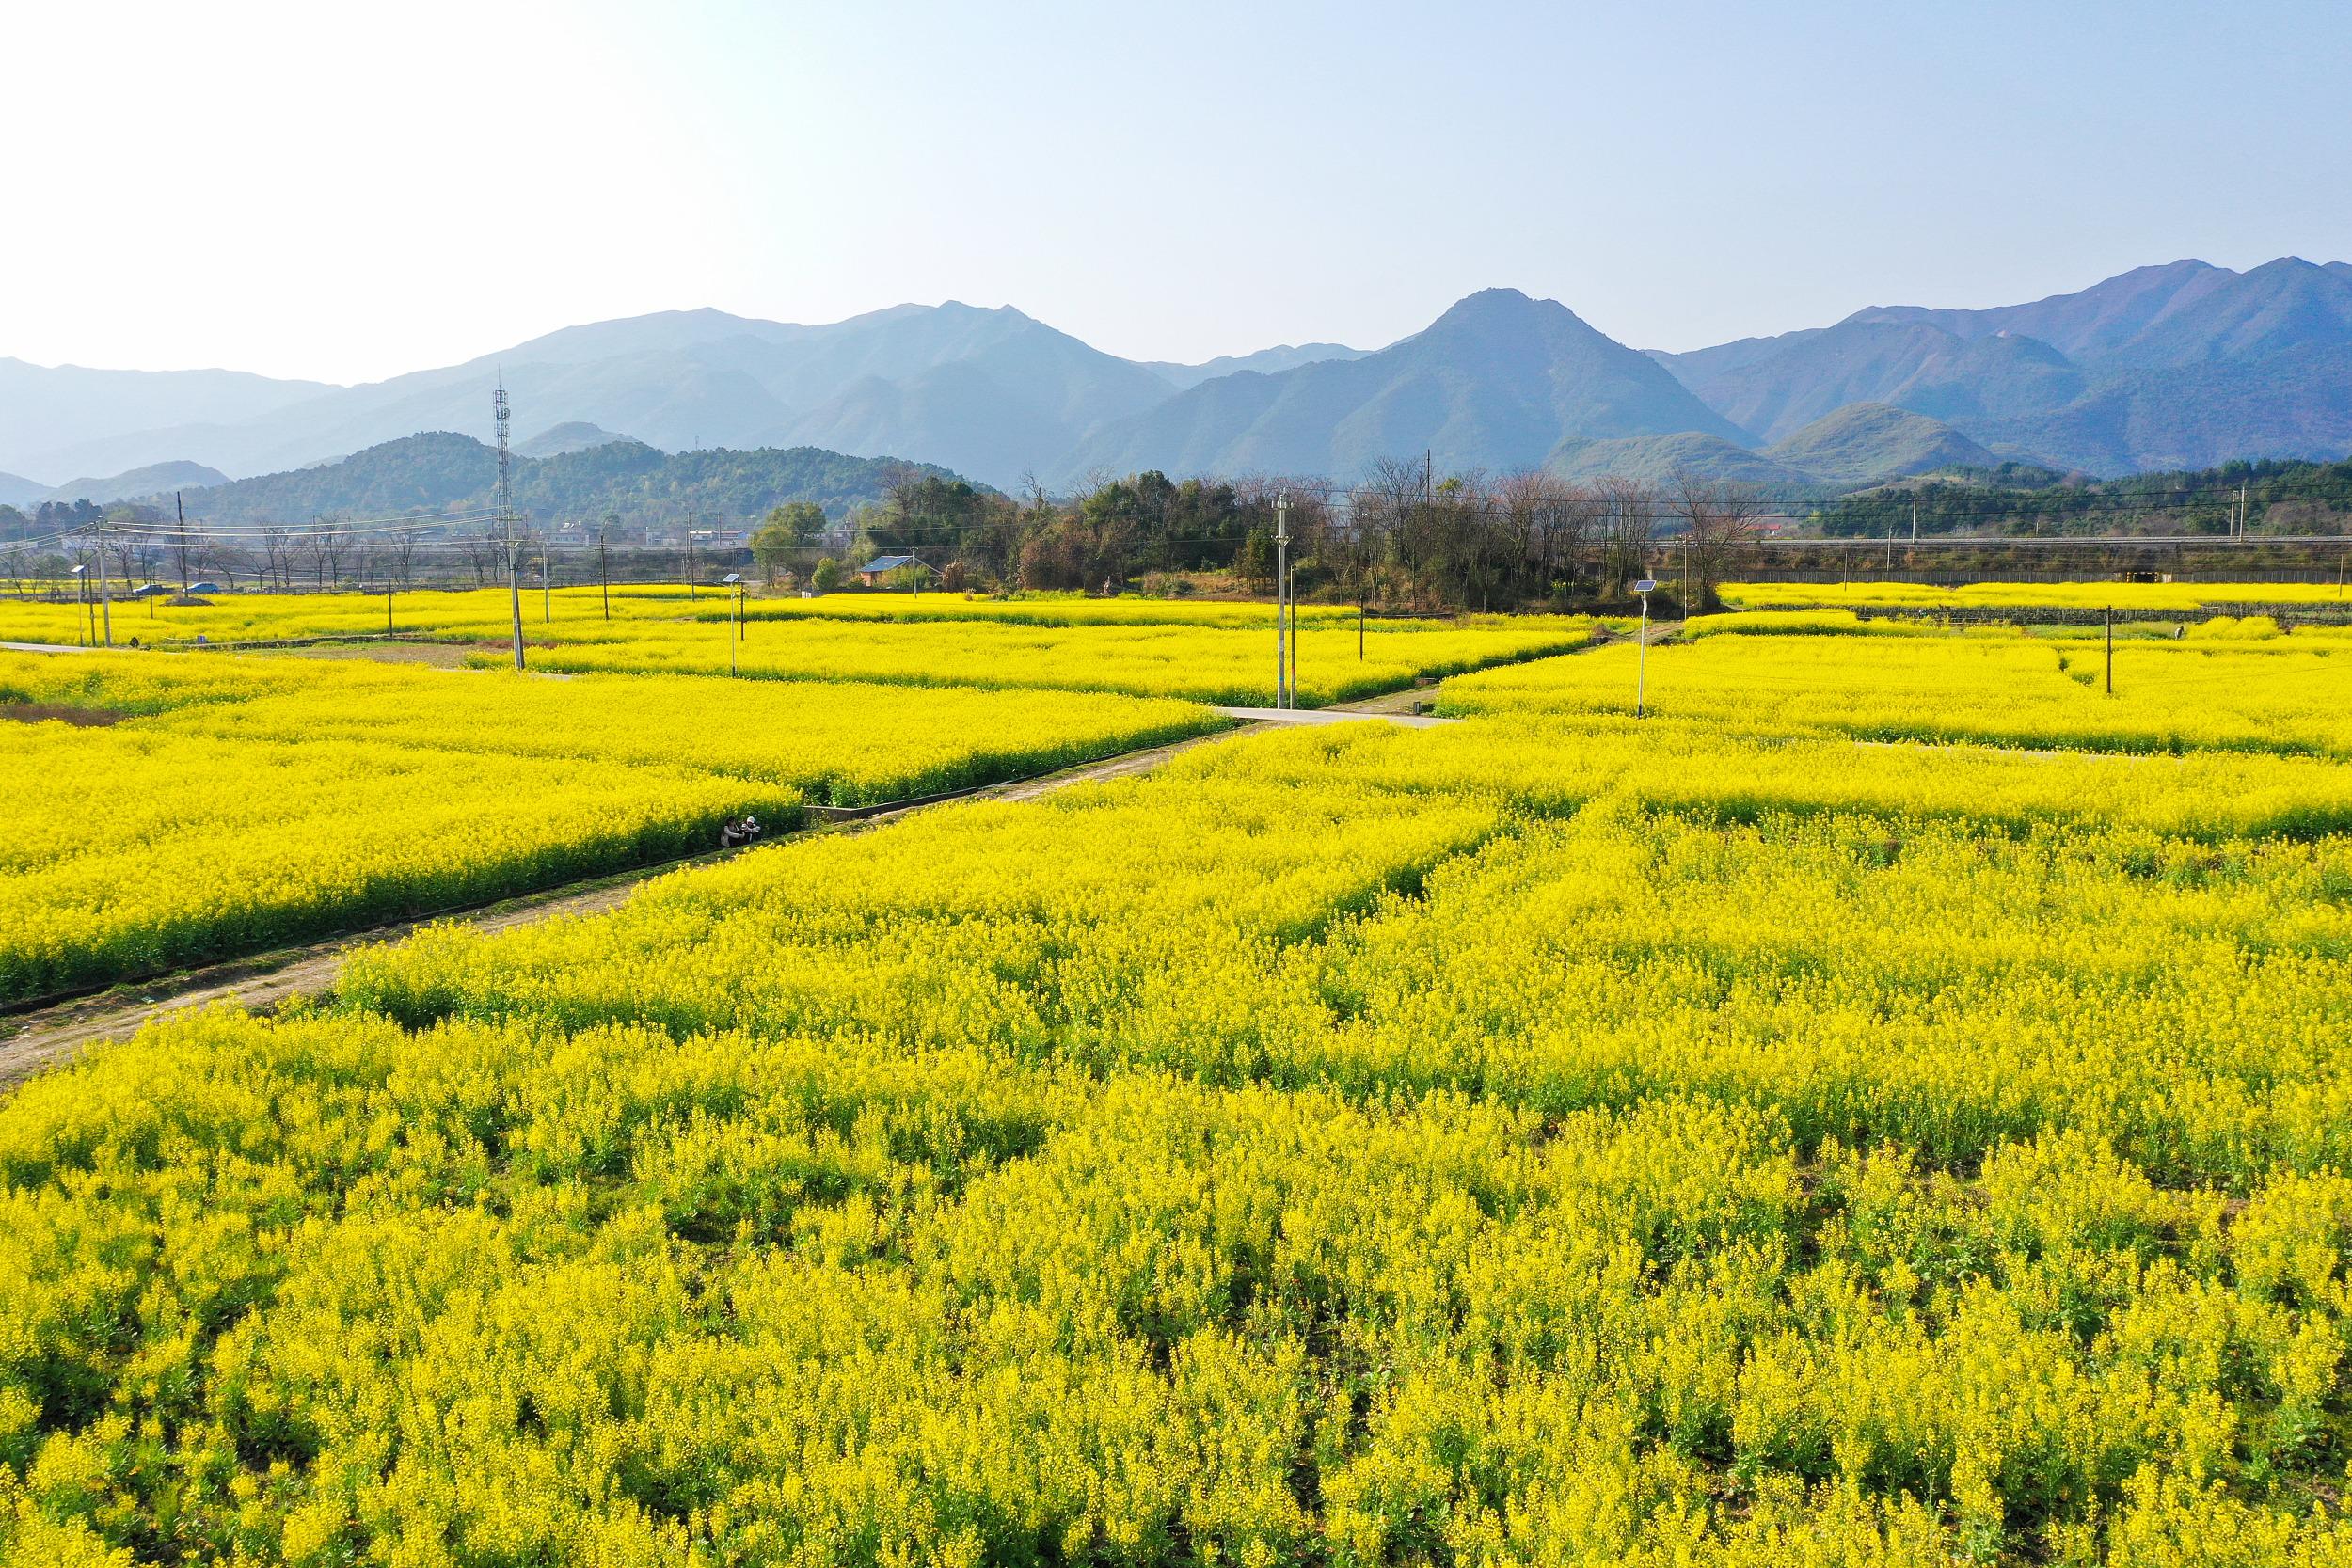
[2105,605,2114,695]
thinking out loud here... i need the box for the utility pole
[541,545,551,623]
[495,383,524,670]
[2105,605,2114,695]
[687,527,698,602]
[724,574,741,676]
[1911,487,1919,545]
[1279,493,1298,709]
[175,491,189,599]
[598,530,612,620]
[96,515,112,648]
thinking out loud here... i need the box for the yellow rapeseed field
[1721,578,2352,612]
[0,651,1219,1000]
[1443,624,2352,758]
[0,587,1593,706]
[501,613,1596,706]
[6,613,2352,1563]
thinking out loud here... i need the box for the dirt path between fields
[0,663,1512,1093]
[0,719,1274,1092]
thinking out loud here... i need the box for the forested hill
[1818,452,2352,538]
[176,432,969,526]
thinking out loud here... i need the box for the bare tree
[389,527,421,592]
[296,523,337,590]
[319,521,350,587]
[170,514,201,596]
[1594,475,1657,600]
[208,545,257,592]
[466,528,503,589]
[261,526,294,590]
[1667,468,1764,612]
[109,523,151,596]
[1545,481,1601,595]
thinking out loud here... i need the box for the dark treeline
[799,461,1764,611]
[1820,455,2352,539]
[6,463,1756,612]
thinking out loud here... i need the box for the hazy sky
[8,0,2350,385]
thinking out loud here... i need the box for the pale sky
[6,0,2349,386]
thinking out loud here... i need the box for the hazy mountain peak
[1060,285,1745,483]
[13,260,2352,499]
[1423,287,1549,330]
[1761,403,1995,485]
[516,420,633,459]
[1144,341,1369,390]
[1653,257,2352,474]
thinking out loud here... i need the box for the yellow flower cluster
[7,617,2352,1562]
[484,614,1595,707]
[1722,578,2352,612]
[0,652,1218,1000]
[1443,627,2352,758]
[0,587,1594,706]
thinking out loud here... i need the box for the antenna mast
[495,382,524,670]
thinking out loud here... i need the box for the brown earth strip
[0,719,1268,1094]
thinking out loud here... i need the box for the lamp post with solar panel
[723,573,743,676]
[1633,578,1658,718]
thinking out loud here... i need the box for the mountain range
[8,256,2349,503]
[1647,257,2352,474]
[160,432,954,530]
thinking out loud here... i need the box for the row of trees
[8,463,1769,612]
[764,465,1764,610]
[2,519,429,599]
[1820,455,2352,540]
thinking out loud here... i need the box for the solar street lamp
[722,573,743,676]
[1632,578,1659,719]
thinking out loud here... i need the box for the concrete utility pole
[96,515,112,647]
[495,384,524,671]
[1274,493,1292,708]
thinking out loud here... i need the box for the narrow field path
[1216,705,1455,727]
[0,719,1269,1092]
[0,667,1497,1092]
